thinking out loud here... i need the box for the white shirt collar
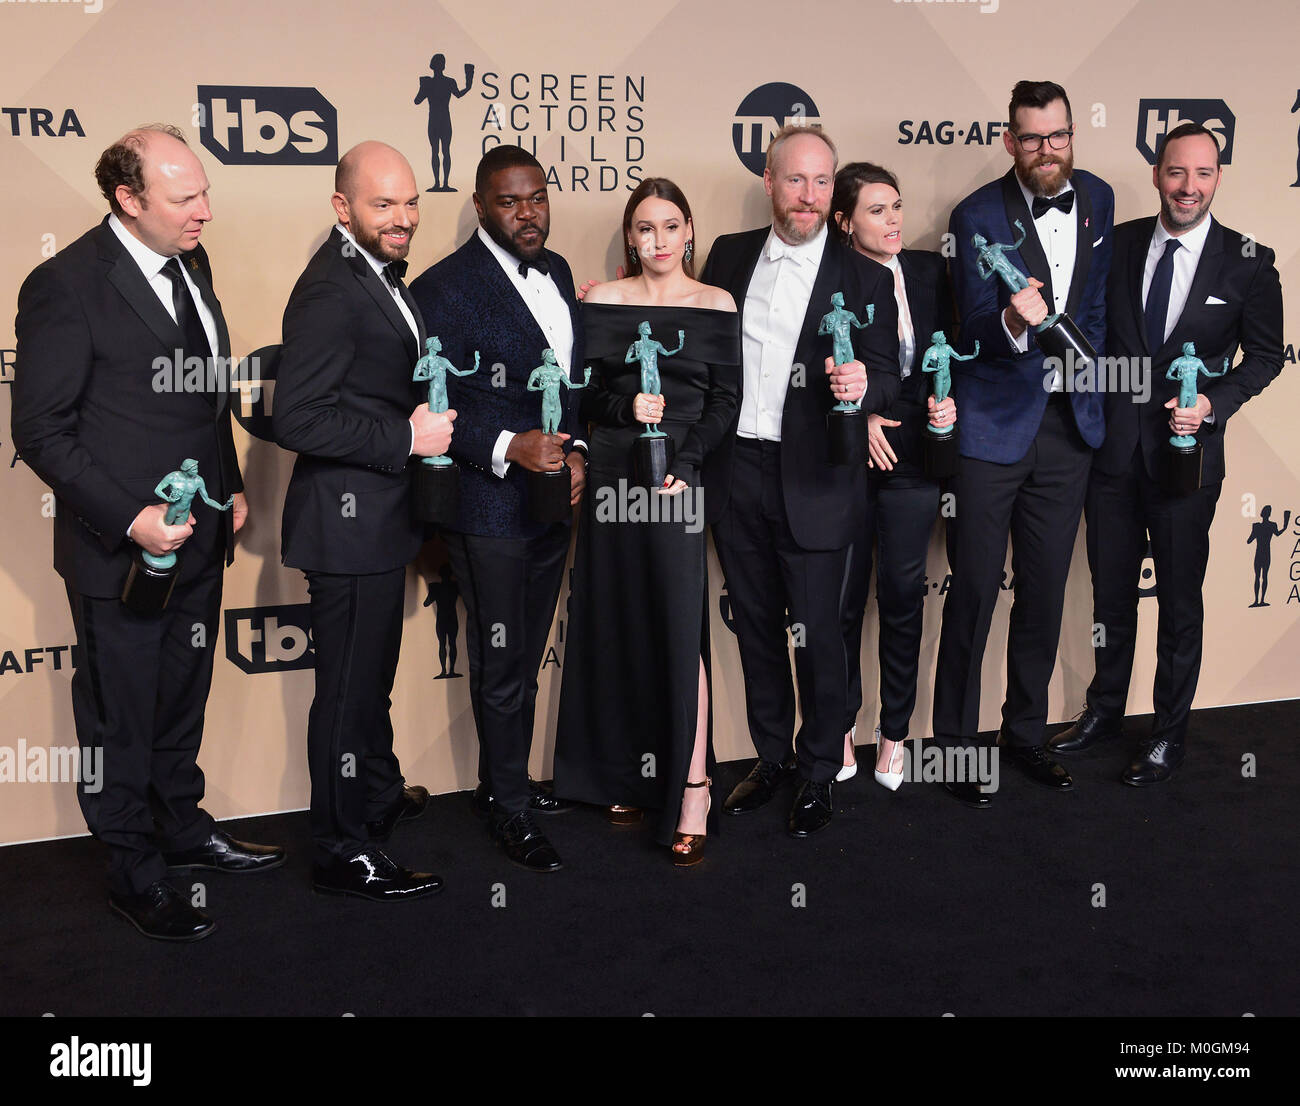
[883,253,902,274]
[764,222,827,265]
[108,212,177,279]
[477,224,545,278]
[1152,211,1214,260]
[336,223,390,276]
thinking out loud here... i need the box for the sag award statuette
[628,320,684,487]
[920,330,977,480]
[526,348,590,523]
[819,292,873,465]
[1165,340,1228,495]
[121,458,232,615]
[412,336,478,524]
[974,221,1098,372]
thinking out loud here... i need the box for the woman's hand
[634,392,665,424]
[867,413,902,471]
[657,474,688,496]
[927,394,956,430]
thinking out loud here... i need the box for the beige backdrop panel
[2,0,1296,844]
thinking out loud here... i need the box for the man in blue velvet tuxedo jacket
[933,80,1114,805]
[1050,123,1284,785]
[409,145,585,873]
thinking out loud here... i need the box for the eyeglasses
[1012,128,1074,153]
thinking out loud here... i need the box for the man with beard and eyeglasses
[274,141,455,900]
[409,146,586,872]
[698,124,900,836]
[933,80,1114,807]
[1050,122,1283,784]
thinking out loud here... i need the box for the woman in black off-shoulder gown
[553,178,739,864]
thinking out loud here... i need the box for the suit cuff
[1002,310,1029,353]
[408,420,416,456]
[492,430,515,477]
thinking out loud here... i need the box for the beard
[772,199,828,246]
[482,215,548,261]
[354,222,414,262]
[1015,147,1075,198]
[1160,187,1214,232]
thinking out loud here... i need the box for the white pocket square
[1205,295,1227,305]
[1093,237,1104,247]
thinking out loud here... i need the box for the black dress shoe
[163,829,286,873]
[723,756,797,815]
[491,810,563,872]
[1049,708,1122,755]
[942,780,992,808]
[787,778,834,837]
[1122,737,1184,787]
[109,880,216,942]
[312,847,444,901]
[366,784,431,841]
[1006,744,1073,790]
[471,778,575,818]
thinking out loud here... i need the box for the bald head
[331,141,420,262]
[95,123,212,255]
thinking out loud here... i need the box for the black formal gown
[554,303,740,845]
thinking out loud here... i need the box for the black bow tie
[382,260,407,288]
[1031,191,1075,219]
[518,256,550,278]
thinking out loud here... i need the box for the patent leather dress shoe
[723,756,797,815]
[1007,744,1073,790]
[164,829,286,873]
[472,778,575,817]
[787,779,834,837]
[109,880,216,942]
[1049,709,1122,755]
[366,784,431,841]
[1122,737,1185,787]
[312,847,443,901]
[942,780,991,808]
[492,810,563,872]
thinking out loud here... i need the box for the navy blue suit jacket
[409,233,584,539]
[947,168,1113,463]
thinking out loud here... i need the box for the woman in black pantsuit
[833,163,956,790]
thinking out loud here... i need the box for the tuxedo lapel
[999,170,1053,309]
[1064,181,1094,317]
[99,226,185,354]
[796,238,841,370]
[466,234,550,372]
[1128,217,1156,354]
[334,230,419,361]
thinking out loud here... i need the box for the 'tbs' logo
[732,83,821,177]
[225,605,314,674]
[197,86,337,165]
[1136,99,1234,165]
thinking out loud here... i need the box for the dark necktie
[1031,191,1075,219]
[1144,238,1181,352]
[518,256,550,278]
[383,260,407,289]
[161,257,213,363]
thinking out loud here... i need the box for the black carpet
[2,701,1296,1019]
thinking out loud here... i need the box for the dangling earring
[684,240,694,264]
[627,244,638,264]
[847,230,855,248]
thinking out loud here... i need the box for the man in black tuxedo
[274,141,454,900]
[934,80,1113,806]
[1050,123,1284,783]
[700,124,900,836]
[12,125,283,942]
[409,146,585,872]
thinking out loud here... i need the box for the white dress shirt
[883,254,915,377]
[738,224,828,441]
[1142,213,1214,345]
[1002,178,1077,391]
[476,226,579,476]
[108,213,218,357]
[335,223,420,342]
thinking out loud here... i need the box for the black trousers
[445,526,570,816]
[66,565,222,896]
[304,567,406,866]
[843,476,942,741]
[712,439,850,783]
[933,397,1092,749]
[1084,453,1221,743]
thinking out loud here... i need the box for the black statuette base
[1036,312,1098,371]
[923,428,960,481]
[632,434,675,489]
[1164,440,1203,496]
[827,407,867,466]
[121,550,178,616]
[527,465,572,524]
[412,462,460,526]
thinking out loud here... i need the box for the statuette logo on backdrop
[732,83,821,177]
[196,86,338,166]
[1136,99,1234,165]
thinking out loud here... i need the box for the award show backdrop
[2,0,1296,844]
